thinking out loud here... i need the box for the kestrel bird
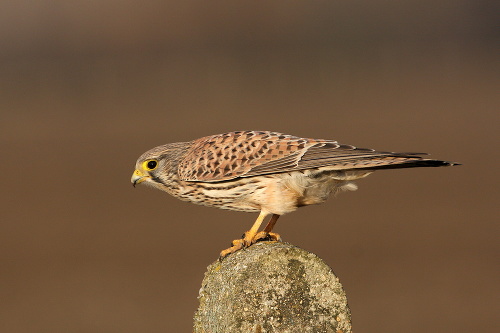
[131,131,458,258]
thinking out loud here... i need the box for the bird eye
[144,160,158,170]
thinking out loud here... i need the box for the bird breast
[169,169,370,216]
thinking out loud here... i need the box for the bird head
[131,157,159,187]
[131,142,190,189]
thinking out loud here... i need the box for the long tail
[343,153,460,171]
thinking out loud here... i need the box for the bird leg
[219,211,270,258]
[219,212,283,258]
[253,214,281,242]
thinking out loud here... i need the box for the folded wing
[178,131,456,182]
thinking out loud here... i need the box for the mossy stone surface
[194,242,351,333]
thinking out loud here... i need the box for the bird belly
[169,170,369,214]
[174,178,264,213]
[242,171,362,215]
[277,170,368,208]
[175,176,300,215]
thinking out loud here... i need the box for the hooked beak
[131,169,151,187]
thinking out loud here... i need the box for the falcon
[131,131,458,257]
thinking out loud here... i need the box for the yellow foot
[219,238,246,259]
[253,231,281,243]
[219,231,282,260]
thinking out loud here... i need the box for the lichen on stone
[194,242,351,333]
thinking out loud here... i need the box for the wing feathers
[177,131,456,182]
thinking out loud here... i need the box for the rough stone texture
[193,242,351,333]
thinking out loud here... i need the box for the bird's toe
[253,231,282,243]
[219,239,246,259]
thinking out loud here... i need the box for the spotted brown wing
[178,130,453,182]
[178,131,317,181]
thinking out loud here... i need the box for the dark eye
[146,160,157,170]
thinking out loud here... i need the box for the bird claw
[219,239,245,260]
[219,231,282,260]
[253,231,281,243]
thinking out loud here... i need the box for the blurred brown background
[1,1,498,332]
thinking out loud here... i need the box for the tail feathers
[361,158,460,171]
